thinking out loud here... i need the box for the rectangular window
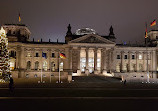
[42,52,47,59]
[35,53,39,57]
[132,55,135,59]
[52,53,55,58]
[124,55,128,59]
[117,55,120,59]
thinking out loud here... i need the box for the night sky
[0,0,158,44]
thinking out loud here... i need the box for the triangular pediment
[69,34,115,44]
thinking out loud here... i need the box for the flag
[150,20,156,27]
[42,52,47,59]
[60,53,66,59]
[145,23,148,38]
[19,13,21,22]
[145,29,148,38]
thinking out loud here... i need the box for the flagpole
[145,23,149,83]
[41,65,43,83]
[59,58,60,83]
[58,51,60,83]
[50,62,51,83]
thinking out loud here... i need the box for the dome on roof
[76,28,96,35]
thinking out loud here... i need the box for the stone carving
[77,36,107,43]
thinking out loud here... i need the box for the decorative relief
[77,36,107,43]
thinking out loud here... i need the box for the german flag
[145,28,148,38]
[145,23,148,38]
[19,13,21,22]
[150,20,156,27]
[60,53,66,59]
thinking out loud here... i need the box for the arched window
[43,61,47,71]
[51,62,55,71]
[35,61,39,70]
[27,61,31,70]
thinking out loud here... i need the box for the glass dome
[76,28,96,35]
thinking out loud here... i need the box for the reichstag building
[3,24,158,82]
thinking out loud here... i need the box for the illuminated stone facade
[2,24,158,82]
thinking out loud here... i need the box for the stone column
[85,48,89,75]
[48,49,51,71]
[143,52,147,71]
[56,49,60,71]
[102,48,107,75]
[69,48,72,70]
[150,52,152,72]
[128,51,131,72]
[18,46,25,78]
[68,48,73,82]
[136,51,139,72]
[19,47,25,69]
[77,47,81,75]
[121,51,124,72]
[109,50,112,72]
[40,49,43,70]
[31,48,35,70]
[94,48,98,74]
[111,49,115,72]
[16,47,20,69]
[152,51,157,72]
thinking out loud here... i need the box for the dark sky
[0,0,158,44]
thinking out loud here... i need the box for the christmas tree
[0,27,10,78]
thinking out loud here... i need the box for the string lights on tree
[0,27,10,78]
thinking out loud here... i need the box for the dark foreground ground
[1,76,158,111]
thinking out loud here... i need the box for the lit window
[27,52,31,57]
[139,54,142,60]
[43,61,47,71]
[80,58,86,72]
[10,61,15,70]
[60,62,63,71]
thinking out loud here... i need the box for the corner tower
[108,26,116,42]
[65,24,73,43]
[2,24,31,42]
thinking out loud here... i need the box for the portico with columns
[68,34,116,75]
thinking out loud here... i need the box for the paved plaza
[0,75,158,111]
